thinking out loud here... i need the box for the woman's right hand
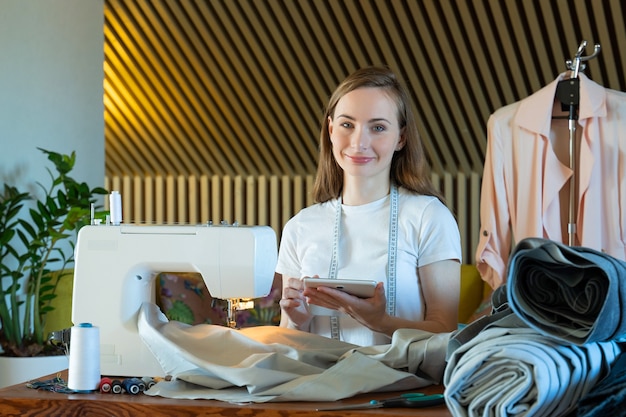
[279,275,313,331]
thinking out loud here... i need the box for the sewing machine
[71,223,277,377]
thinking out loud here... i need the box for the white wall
[0,0,105,383]
[0,0,105,193]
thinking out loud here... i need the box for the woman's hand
[278,275,313,330]
[300,259,460,336]
[303,281,389,332]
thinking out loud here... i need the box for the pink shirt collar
[514,72,607,136]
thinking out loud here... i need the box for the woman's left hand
[303,282,389,332]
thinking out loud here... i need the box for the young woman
[277,66,461,346]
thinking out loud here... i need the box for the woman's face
[328,87,404,181]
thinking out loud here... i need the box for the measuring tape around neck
[327,184,399,340]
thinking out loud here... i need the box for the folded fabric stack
[445,238,626,417]
[445,308,621,417]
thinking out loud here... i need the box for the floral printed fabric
[156,272,281,327]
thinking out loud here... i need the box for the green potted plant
[0,148,108,359]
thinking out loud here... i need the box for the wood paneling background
[103,0,625,178]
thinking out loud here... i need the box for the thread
[99,377,112,393]
[121,377,143,395]
[142,376,157,389]
[109,191,122,225]
[111,379,123,394]
[67,323,101,392]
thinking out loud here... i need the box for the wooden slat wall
[104,0,626,179]
[105,172,481,263]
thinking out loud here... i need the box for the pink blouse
[476,73,626,289]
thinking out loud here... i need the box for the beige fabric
[138,303,451,402]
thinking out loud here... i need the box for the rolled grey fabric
[444,321,621,417]
[506,238,626,345]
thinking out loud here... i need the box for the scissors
[315,392,445,411]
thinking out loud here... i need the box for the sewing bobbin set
[98,376,162,394]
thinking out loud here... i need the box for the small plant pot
[0,354,69,389]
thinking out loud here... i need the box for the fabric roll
[576,350,626,417]
[444,306,621,417]
[137,302,451,402]
[506,238,626,345]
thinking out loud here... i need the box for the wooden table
[0,371,453,416]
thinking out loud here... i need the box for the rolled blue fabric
[576,350,626,416]
[506,238,626,345]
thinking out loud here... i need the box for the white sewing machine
[71,223,277,377]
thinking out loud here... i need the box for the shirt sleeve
[475,113,512,289]
[415,198,463,267]
[275,215,302,279]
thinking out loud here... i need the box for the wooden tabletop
[0,371,453,417]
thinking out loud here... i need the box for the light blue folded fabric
[445,321,621,417]
[445,290,622,417]
[506,238,626,345]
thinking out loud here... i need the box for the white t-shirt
[276,187,462,346]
